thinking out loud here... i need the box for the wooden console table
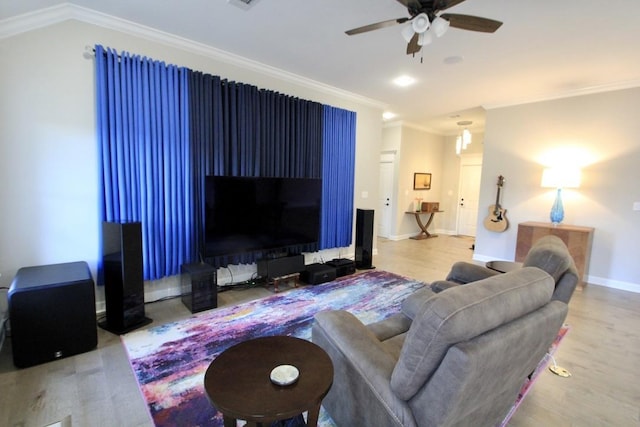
[406,210,443,240]
[515,221,594,286]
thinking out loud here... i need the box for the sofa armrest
[312,310,415,426]
[430,280,462,293]
[314,311,398,376]
[445,261,500,284]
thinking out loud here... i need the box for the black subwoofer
[100,221,151,334]
[9,261,97,368]
[355,209,375,270]
[181,262,217,313]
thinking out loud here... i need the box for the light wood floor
[0,235,638,426]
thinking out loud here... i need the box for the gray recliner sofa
[312,267,568,427]
[433,235,578,303]
[401,235,579,321]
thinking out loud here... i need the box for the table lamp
[541,166,581,224]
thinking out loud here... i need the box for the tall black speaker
[355,209,375,270]
[100,221,151,334]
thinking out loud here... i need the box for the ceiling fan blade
[345,17,409,36]
[406,32,422,55]
[440,13,503,33]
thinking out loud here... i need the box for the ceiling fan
[345,0,503,55]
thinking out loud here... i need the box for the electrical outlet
[633,202,640,211]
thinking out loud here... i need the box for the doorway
[457,154,483,236]
[378,152,395,238]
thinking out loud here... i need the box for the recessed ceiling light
[443,55,464,65]
[227,0,260,10]
[383,111,396,120]
[393,75,416,87]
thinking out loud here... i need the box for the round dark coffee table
[204,335,333,427]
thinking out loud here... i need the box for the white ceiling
[3,0,640,134]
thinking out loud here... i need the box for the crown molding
[483,80,640,111]
[383,120,442,135]
[0,3,386,110]
[0,3,71,39]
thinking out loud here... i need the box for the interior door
[378,155,395,238]
[457,163,482,236]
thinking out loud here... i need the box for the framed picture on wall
[413,173,432,190]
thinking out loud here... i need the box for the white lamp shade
[401,23,415,43]
[412,13,430,33]
[541,167,581,188]
[462,128,472,147]
[431,16,450,37]
[418,31,433,46]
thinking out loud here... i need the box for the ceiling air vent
[227,0,260,10]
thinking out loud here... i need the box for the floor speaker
[100,221,151,334]
[9,262,97,368]
[355,209,375,269]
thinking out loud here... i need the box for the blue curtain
[321,106,356,249]
[96,45,195,280]
[97,46,356,278]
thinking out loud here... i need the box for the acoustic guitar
[483,175,508,232]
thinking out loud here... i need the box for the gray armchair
[430,235,579,304]
[312,267,568,427]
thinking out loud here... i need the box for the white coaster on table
[270,364,299,386]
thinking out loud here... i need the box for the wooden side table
[406,210,443,239]
[204,336,333,427]
[266,272,300,293]
[515,221,594,286]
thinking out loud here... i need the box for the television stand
[265,272,300,293]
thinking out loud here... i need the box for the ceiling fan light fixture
[401,23,415,43]
[462,128,472,147]
[418,31,433,46]
[412,13,430,34]
[431,16,450,38]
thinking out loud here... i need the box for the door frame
[378,151,397,239]
[456,153,483,236]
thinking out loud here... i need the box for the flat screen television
[204,176,322,264]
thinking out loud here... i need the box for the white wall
[476,89,640,292]
[0,17,384,307]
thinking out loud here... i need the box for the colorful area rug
[122,270,425,426]
[500,324,570,426]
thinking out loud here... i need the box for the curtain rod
[83,45,125,60]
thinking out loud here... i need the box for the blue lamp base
[550,188,564,224]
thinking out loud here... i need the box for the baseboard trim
[586,275,640,294]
